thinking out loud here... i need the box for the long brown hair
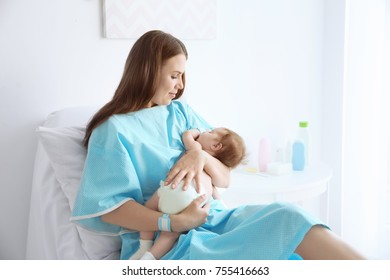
[83,30,188,147]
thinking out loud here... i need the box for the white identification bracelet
[158,213,171,232]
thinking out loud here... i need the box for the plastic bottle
[292,140,305,170]
[296,121,310,165]
[258,137,272,172]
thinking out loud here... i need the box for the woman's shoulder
[88,115,129,148]
[95,114,125,133]
[90,106,173,144]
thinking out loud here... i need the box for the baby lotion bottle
[296,121,310,165]
[292,140,305,171]
[258,137,272,172]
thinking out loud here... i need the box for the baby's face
[196,128,225,150]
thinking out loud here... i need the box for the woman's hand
[165,148,231,191]
[170,194,210,232]
[165,149,207,192]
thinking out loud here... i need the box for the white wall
[0,0,328,259]
[187,0,325,169]
[321,0,347,236]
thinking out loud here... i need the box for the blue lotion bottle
[292,140,305,171]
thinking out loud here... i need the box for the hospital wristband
[158,213,171,232]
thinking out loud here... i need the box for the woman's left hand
[165,149,207,192]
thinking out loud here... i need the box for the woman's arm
[101,195,209,233]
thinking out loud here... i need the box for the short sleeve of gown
[71,119,143,235]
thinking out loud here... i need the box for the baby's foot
[140,251,156,260]
[129,240,153,260]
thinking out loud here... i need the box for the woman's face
[148,54,187,107]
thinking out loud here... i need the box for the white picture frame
[103,0,217,40]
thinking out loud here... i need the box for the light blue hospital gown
[71,100,326,260]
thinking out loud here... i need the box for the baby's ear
[211,142,223,151]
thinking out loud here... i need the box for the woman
[71,30,364,260]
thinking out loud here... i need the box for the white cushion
[36,126,86,209]
[36,125,121,260]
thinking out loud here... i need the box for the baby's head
[197,127,246,168]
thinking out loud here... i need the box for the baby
[130,127,246,260]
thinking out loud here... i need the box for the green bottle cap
[299,121,308,128]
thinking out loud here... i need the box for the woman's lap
[160,202,326,260]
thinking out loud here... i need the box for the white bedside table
[220,162,332,221]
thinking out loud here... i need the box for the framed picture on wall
[103,0,217,39]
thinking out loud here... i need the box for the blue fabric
[71,100,326,260]
[160,200,317,260]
